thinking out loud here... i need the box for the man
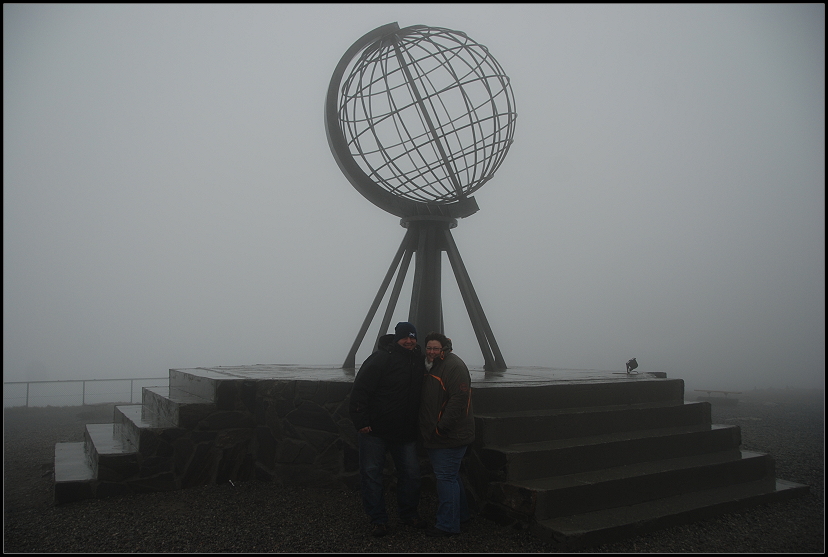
[419,332,474,537]
[349,321,427,537]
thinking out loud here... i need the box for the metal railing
[3,377,168,408]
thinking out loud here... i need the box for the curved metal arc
[325,23,498,218]
[327,23,479,219]
[326,22,417,218]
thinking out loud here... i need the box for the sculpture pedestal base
[53,365,807,549]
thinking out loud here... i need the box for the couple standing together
[349,321,474,538]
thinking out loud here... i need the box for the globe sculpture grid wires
[337,26,516,206]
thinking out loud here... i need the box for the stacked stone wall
[101,379,360,496]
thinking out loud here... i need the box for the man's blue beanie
[394,321,417,341]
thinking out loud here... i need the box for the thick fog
[4,4,824,393]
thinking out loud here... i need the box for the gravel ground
[3,388,824,553]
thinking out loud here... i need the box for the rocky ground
[3,387,824,553]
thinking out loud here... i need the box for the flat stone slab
[170,364,667,387]
[55,442,93,482]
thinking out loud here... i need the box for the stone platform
[53,365,808,548]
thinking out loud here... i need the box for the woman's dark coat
[419,351,475,449]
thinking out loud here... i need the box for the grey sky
[4,4,824,392]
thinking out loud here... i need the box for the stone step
[472,379,684,414]
[54,442,94,504]
[532,478,811,550]
[169,368,225,401]
[143,385,215,429]
[477,423,741,481]
[84,423,139,482]
[114,404,178,455]
[488,449,774,520]
[475,400,710,445]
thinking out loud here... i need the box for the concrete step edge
[169,368,221,401]
[504,449,767,492]
[142,385,216,429]
[476,400,696,419]
[472,379,684,413]
[114,404,177,451]
[54,442,94,482]
[532,478,809,549]
[115,404,177,430]
[485,423,735,453]
[54,442,95,504]
[143,385,214,406]
[85,423,138,457]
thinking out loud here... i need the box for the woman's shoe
[371,523,389,537]
[425,526,459,537]
[400,517,427,529]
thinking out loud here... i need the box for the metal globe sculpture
[327,23,516,370]
[337,25,516,208]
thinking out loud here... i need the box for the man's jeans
[358,433,421,525]
[427,445,470,533]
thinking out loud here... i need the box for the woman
[419,332,474,537]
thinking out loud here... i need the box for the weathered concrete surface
[52,366,665,501]
[52,365,807,548]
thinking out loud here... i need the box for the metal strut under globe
[343,218,507,372]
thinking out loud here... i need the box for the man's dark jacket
[349,334,425,442]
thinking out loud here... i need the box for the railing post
[130,379,134,403]
[82,381,86,406]
[26,383,30,408]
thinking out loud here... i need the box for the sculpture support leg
[345,224,506,371]
[443,229,507,371]
[409,222,443,337]
[374,244,414,352]
[343,228,415,368]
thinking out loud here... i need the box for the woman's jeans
[358,433,421,525]
[427,445,470,533]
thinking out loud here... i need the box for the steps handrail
[3,377,169,407]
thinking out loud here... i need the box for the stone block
[260,379,295,397]
[215,380,258,412]
[342,443,359,473]
[255,426,276,468]
[181,444,219,488]
[172,436,195,476]
[153,436,175,458]
[295,427,339,453]
[191,430,217,444]
[198,411,256,431]
[254,464,274,482]
[96,455,140,482]
[275,438,311,464]
[138,456,174,478]
[295,380,321,402]
[317,441,344,474]
[159,426,189,443]
[215,442,250,484]
[271,396,296,418]
[215,428,253,450]
[324,382,353,403]
[137,429,160,456]
[285,401,338,433]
